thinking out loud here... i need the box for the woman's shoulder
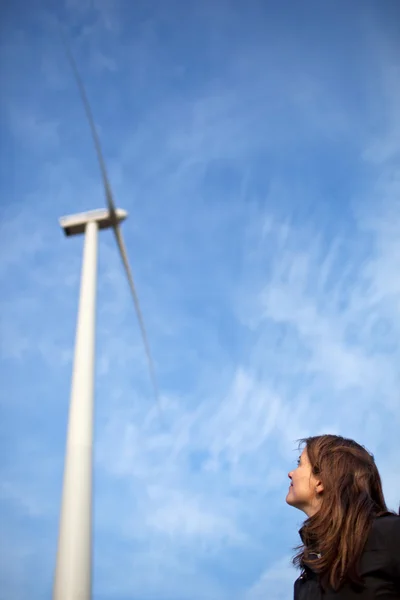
[364,512,400,556]
[369,513,400,537]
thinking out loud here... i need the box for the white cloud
[245,556,296,600]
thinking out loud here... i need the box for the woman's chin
[286,488,295,506]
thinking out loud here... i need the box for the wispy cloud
[245,556,295,600]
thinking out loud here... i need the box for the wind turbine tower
[53,38,159,600]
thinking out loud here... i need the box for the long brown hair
[293,434,394,591]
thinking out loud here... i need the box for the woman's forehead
[300,447,309,461]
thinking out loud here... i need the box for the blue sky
[1,0,400,598]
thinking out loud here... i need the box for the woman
[286,434,400,599]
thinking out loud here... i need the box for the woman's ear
[315,480,324,495]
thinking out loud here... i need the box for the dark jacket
[294,514,400,599]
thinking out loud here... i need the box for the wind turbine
[53,41,159,600]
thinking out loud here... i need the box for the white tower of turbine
[53,39,160,600]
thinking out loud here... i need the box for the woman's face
[286,447,323,516]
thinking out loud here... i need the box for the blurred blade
[113,224,162,418]
[61,32,116,217]
[62,31,162,420]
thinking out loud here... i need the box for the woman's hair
[292,434,394,591]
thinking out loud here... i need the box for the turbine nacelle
[59,208,128,236]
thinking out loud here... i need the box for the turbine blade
[61,32,117,217]
[113,224,162,418]
[62,31,162,421]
